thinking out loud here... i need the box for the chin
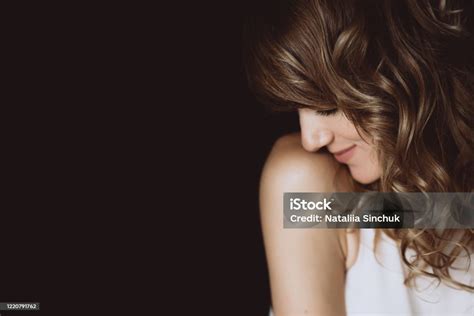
[348,165,381,184]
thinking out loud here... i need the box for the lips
[332,145,356,163]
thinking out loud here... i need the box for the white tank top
[345,229,474,315]
[269,229,474,315]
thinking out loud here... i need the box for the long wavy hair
[244,0,474,291]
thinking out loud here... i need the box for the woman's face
[298,108,382,184]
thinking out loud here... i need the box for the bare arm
[260,135,349,316]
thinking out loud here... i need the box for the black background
[2,1,299,315]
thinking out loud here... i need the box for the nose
[298,109,334,152]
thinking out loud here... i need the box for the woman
[244,0,474,315]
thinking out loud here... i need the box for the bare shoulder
[260,133,357,272]
[261,132,351,193]
[259,134,353,314]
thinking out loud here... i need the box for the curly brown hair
[244,0,474,291]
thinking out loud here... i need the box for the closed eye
[314,109,338,116]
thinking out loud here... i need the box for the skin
[260,110,382,316]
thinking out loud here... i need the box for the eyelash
[314,109,338,116]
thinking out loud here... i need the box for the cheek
[348,145,381,184]
[334,117,363,141]
[333,114,382,184]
